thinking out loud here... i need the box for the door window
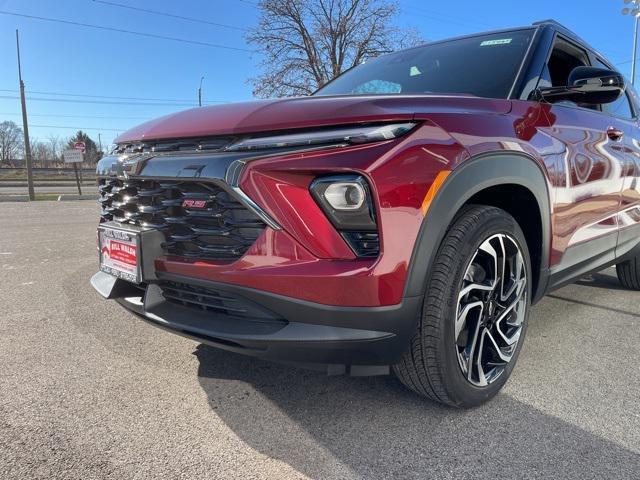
[547,38,590,87]
[593,58,635,119]
[544,37,597,110]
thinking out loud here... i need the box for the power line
[0,10,255,53]
[30,124,122,132]
[0,88,226,104]
[616,57,639,66]
[0,112,151,120]
[0,94,209,107]
[403,4,497,30]
[402,7,497,30]
[92,0,250,32]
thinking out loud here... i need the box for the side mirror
[534,66,625,105]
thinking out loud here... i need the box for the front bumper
[91,270,422,372]
[91,124,456,369]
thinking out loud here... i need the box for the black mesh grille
[342,231,380,257]
[159,280,284,322]
[98,178,266,261]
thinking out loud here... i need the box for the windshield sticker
[480,38,512,46]
[410,66,422,77]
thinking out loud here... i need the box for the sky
[0,0,636,148]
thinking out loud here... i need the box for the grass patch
[34,194,62,201]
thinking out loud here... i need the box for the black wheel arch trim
[403,151,552,304]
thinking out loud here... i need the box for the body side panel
[617,115,640,258]
[540,104,626,267]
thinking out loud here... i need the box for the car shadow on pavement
[548,294,640,318]
[195,346,640,480]
[574,271,628,291]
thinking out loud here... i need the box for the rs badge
[182,199,207,208]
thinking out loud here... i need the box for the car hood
[114,94,512,143]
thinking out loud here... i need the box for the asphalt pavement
[0,201,639,479]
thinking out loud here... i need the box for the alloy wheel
[455,233,527,387]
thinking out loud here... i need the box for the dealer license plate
[98,226,141,284]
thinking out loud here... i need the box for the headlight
[226,122,416,152]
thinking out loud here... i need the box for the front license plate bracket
[98,222,167,283]
[99,224,142,284]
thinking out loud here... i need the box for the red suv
[92,20,640,407]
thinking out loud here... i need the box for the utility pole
[98,133,103,154]
[622,1,640,84]
[198,76,204,107]
[633,16,638,84]
[16,30,35,201]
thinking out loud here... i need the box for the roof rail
[532,19,569,29]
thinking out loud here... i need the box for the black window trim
[536,32,596,115]
[589,54,638,121]
[535,32,638,121]
[507,27,542,99]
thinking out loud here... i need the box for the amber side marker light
[420,170,451,216]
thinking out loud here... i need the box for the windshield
[315,29,535,99]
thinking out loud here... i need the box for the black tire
[394,205,532,408]
[616,256,640,290]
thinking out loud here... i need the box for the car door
[610,81,640,259]
[540,38,627,284]
[589,57,640,262]
[591,57,640,259]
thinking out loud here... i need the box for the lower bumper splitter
[91,271,422,373]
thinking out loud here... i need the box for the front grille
[98,178,266,261]
[159,280,284,322]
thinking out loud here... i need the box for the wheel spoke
[497,234,507,300]
[456,300,483,341]
[495,279,525,323]
[485,329,513,363]
[466,318,483,382]
[478,239,499,286]
[458,282,493,302]
[476,327,489,386]
[495,282,525,344]
[501,251,524,302]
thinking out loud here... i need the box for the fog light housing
[310,174,379,257]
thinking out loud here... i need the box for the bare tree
[31,139,52,167]
[0,121,24,166]
[48,134,61,164]
[29,138,40,167]
[247,0,421,98]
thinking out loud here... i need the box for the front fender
[404,152,552,303]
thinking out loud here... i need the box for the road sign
[63,149,84,195]
[74,141,86,153]
[63,149,83,163]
